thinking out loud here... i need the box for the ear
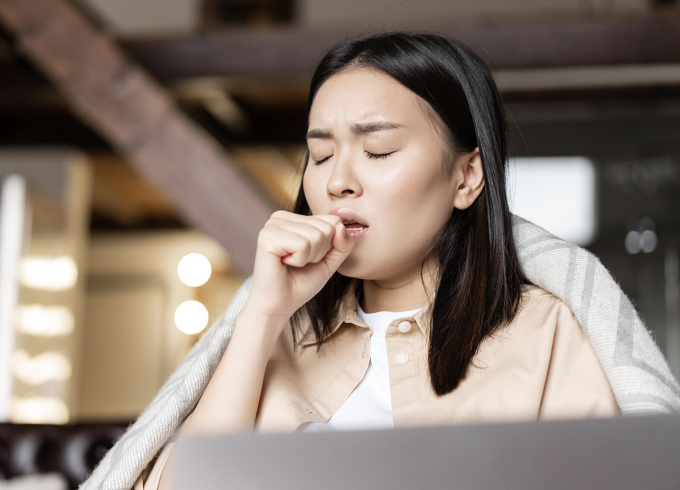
[453,147,485,210]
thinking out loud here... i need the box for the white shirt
[296,302,423,433]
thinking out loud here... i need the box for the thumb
[322,222,356,271]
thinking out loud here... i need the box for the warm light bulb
[177,253,212,287]
[174,300,209,334]
[16,305,74,336]
[10,396,70,424]
[10,350,72,384]
[20,256,78,290]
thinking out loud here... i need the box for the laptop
[169,414,680,490]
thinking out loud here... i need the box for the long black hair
[288,31,532,396]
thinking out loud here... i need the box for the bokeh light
[177,252,212,287]
[174,300,209,334]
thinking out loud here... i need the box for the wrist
[235,305,290,350]
[241,296,294,324]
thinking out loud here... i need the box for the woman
[129,31,622,490]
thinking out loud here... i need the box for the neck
[359,260,438,313]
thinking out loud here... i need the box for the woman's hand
[244,210,356,326]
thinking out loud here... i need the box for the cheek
[302,171,320,211]
[369,162,451,248]
[302,172,310,198]
[369,164,433,212]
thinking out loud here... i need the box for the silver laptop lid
[170,415,680,490]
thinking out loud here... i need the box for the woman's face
[303,66,482,281]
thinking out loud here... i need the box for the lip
[330,207,369,227]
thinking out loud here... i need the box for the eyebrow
[305,121,403,140]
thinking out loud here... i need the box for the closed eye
[312,150,397,166]
[312,155,332,165]
[366,151,396,160]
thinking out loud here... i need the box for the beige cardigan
[135,282,620,489]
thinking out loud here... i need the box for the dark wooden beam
[121,12,680,80]
[0,0,276,275]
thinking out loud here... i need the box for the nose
[326,151,362,198]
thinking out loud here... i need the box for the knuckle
[308,217,335,237]
[323,222,335,236]
[264,219,287,234]
[300,236,312,251]
[271,210,288,219]
[312,228,325,243]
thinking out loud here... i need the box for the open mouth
[342,221,368,230]
[333,208,369,237]
[342,221,369,238]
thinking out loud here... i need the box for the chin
[336,262,353,277]
[337,259,375,282]
[337,256,361,278]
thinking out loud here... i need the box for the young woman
[143,31,619,490]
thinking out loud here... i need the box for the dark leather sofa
[0,421,130,489]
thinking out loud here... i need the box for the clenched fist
[244,210,356,325]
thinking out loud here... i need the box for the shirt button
[396,352,409,363]
[398,321,411,333]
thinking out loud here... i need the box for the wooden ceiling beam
[0,0,276,275]
[121,12,680,81]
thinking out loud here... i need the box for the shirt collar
[297,278,434,346]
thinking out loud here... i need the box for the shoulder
[512,284,578,333]
[479,284,586,358]
[512,284,604,374]
[517,287,622,417]
[519,283,562,307]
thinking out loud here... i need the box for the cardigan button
[398,321,412,333]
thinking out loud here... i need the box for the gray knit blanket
[79,214,680,490]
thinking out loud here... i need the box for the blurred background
[0,0,679,486]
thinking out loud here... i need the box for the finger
[331,221,355,254]
[260,227,314,266]
[268,216,336,240]
[322,222,356,271]
[270,210,342,232]
[267,211,347,261]
[267,220,333,264]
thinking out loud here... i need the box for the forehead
[309,67,424,126]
